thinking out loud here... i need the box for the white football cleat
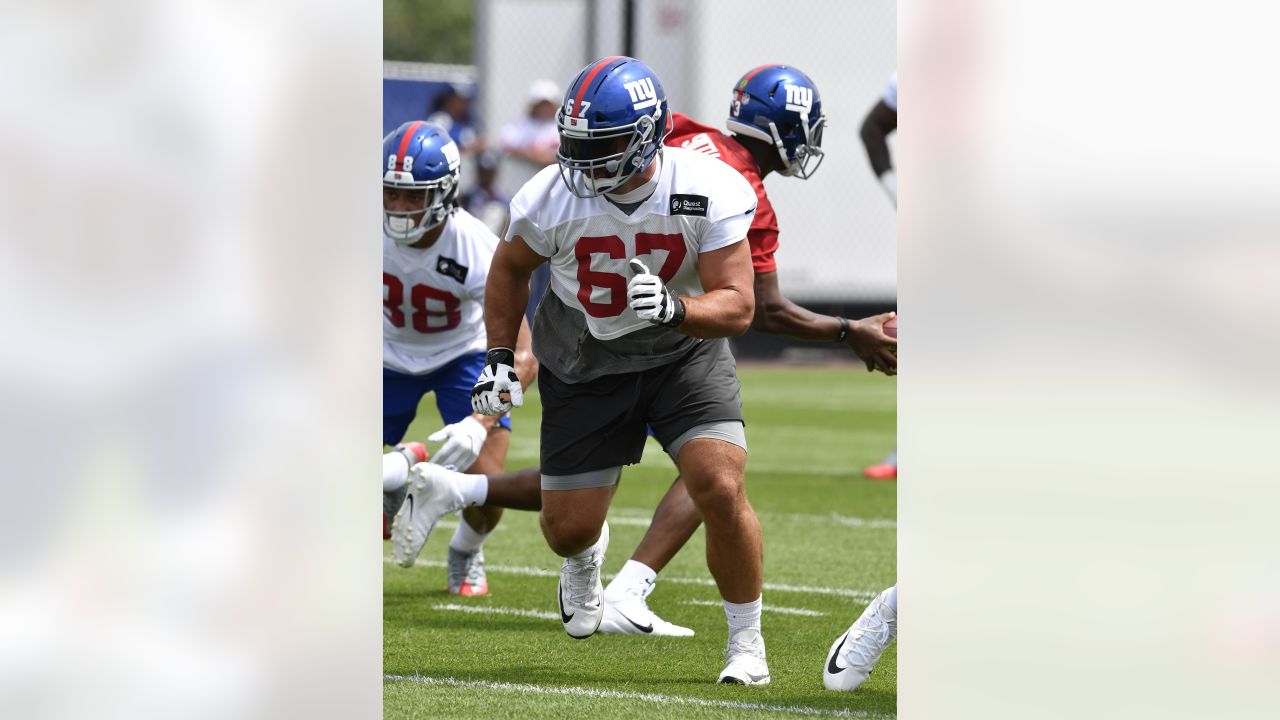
[600,578,695,637]
[557,522,609,639]
[823,587,897,691]
[718,628,771,685]
[390,463,466,568]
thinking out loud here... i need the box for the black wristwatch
[835,317,850,342]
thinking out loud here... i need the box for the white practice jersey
[383,208,495,375]
[508,147,755,340]
[506,147,756,382]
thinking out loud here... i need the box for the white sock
[383,452,410,492]
[724,595,763,634]
[882,585,897,617]
[605,559,657,600]
[449,518,490,553]
[451,471,489,507]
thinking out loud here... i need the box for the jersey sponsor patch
[669,194,708,217]
[436,256,469,283]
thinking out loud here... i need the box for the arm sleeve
[748,225,779,274]
[504,192,552,257]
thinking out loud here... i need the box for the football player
[859,71,899,480]
[470,56,771,685]
[380,120,536,597]
[860,71,897,207]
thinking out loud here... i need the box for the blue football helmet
[555,56,672,198]
[383,121,461,244]
[725,65,826,179]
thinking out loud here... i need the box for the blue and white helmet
[556,56,671,198]
[726,65,826,179]
[383,121,461,244]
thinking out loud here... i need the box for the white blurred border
[0,2,381,718]
[901,1,1280,718]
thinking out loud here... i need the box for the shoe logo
[405,495,414,519]
[827,632,849,675]
[558,582,574,624]
[615,608,653,634]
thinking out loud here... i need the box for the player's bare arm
[752,270,896,374]
[472,235,545,415]
[483,234,544,349]
[681,240,755,338]
[513,314,538,387]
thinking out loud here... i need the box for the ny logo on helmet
[625,77,658,111]
[784,85,813,114]
[440,139,461,170]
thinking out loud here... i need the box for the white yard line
[384,673,894,719]
[681,599,826,617]
[430,603,558,621]
[388,558,879,601]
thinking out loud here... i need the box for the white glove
[880,169,897,208]
[627,259,685,326]
[427,415,488,470]
[471,347,523,415]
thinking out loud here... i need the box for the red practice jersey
[665,112,780,274]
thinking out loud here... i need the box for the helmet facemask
[383,174,457,245]
[772,112,826,179]
[556,109,664,198]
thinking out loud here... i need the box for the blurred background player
[859,70,899,480]
[497,79,562,196]
[427,83,484,155]
[380,120,536,596]
[459,150,510,235]
[860,71,897,208]
[472,56,772,686]
[497,79,561,327]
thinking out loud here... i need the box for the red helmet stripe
[395,120,425,170]
[573,56,624,117]
[736,64,776,91]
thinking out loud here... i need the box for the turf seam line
[384,673,894,718]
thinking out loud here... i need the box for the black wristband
[835,317,850,342]
[660,295,687,328]
[485,347,515,366]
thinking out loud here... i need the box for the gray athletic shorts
[538,338,746,490]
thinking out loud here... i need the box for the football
[884,315,897,339]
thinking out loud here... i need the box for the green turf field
[385,364,897,719]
